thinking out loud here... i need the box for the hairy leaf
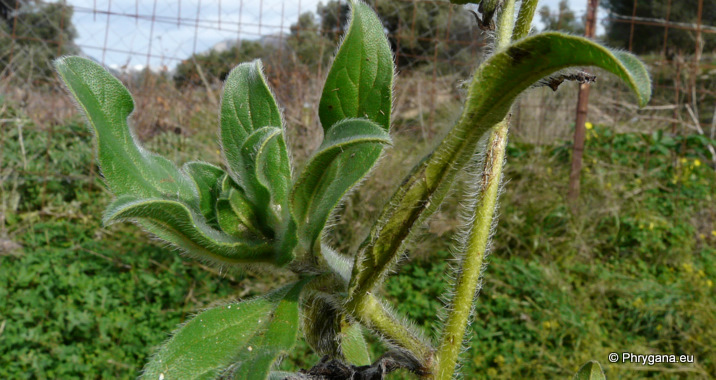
[216,198,248,238]
[341,322,371,366]
[54,56,196,203]
[142,280,309,380]
[573,361,606,380]
[220,174,240,197]
[290,119,391,255]
[319,0,393,132]
[240,127,291,232]
[220,61,291,222]
[349,32,651,299]
[321,244,353,284]
[104,196,274,265]
[184,162,224,226]
[230,280,309,379]
[216,188,263,238]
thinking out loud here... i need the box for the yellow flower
[707,280,714,288]
[698,270,706,278]
[682,263,694,273]
[632,297,644,308]
[680,158,688,164]
[699,233,706,240]
[648,222,654,230]
[585,122,593,130]
[542,320,559,330]
[495,355,506,367]
[694,159,701,167]
[712,230,716,237]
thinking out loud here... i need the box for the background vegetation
[0,0,78,83]
[2,82,714,377]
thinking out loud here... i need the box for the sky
[63,0,604,71]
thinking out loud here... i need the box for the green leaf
[230,280,309,380]
[216,188,263,238]
[184,162,225,226]
[240,127,291,232]
[290,119,391,255]
[341,321,371,366]
[321,243,353,284]
[216,198,245,238]
[275,218,299,267]
[349,32,651,298]
[573,360,606,380]
[104,196,275,265]
[54,56,196,204]
[220,61,289,205]
[142,279,309,380]
[220,173,240,197]
[319,0,393,132]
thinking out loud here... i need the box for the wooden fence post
[567,0,599,205]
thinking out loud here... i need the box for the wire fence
[1,0,714,220]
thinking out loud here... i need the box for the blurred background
[1,0,714,378]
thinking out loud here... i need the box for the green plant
[53,0,650,378]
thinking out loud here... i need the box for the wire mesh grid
[0,0,714,226]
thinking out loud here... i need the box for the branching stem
[346,293,434,373]
[496,0,517,49]
[513,0,539,40]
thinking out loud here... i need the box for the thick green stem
[513,0,539,40]
[435,121,509,379]
[346,293,434,372]
[346,0,518,326]
[496,0,516,48]
[435,2,515,377]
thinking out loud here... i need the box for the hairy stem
[346,0,519,327]
[496,0,516,48]
[513,0,539,40]
[346,293,434,373]
[435,2,516,377]
[349,6,504,304]
[435,120,508,379]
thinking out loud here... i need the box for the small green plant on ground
[53,0,650,378]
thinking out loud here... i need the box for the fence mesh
[1,0,714,229]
